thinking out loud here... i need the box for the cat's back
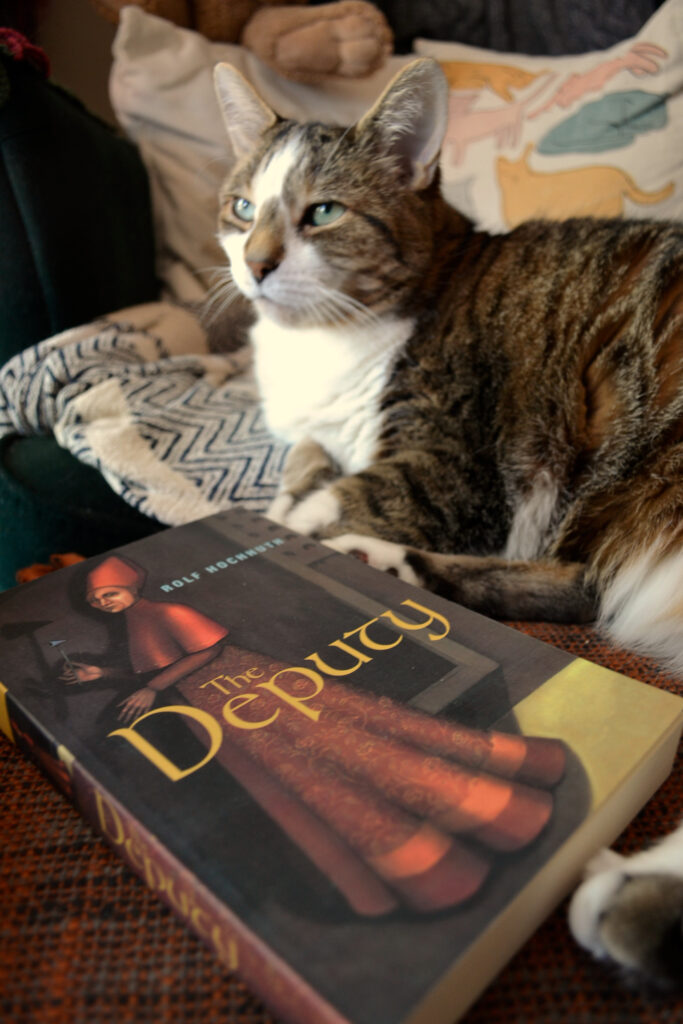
[432,214,681,337]
[379,213,683,467]
[407,213,682,387]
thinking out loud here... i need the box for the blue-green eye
[306,201,346,227]
[233,197,255,223]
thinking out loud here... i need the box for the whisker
[273,279,381,329]
[320,287,381,329]
[197,264,234,277]
[201,268,241,324]
[205,279,239,310]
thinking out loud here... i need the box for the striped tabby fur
[213,59,683,987]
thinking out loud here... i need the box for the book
[0,507,681,1024]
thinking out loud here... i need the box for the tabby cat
[212,58,683,987]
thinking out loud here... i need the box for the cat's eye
[232,197,256,223]
[304,202,346,228]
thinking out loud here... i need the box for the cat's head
[213,59,449,328]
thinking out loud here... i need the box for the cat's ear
[356,58,448,190]
[214,63,278,160]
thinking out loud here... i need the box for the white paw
[568,866,627,959]
[267,493,295,525]
[571,868,683,987]
[583,847,626,878]
[284,488,341,535]
[324,533,421,586]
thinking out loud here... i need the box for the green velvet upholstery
[0,52,164,589]
[0,437,163,591]
[0,53,159,358]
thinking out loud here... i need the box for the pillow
[110,7,410,301]
[110,3,681,302]
[414,0,682,232]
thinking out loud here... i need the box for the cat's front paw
[281,438,339,497]
[569,861,683,989]
[324,533,423,586]
[268,487,341,536]
[267,492,295,525]
[268,438,342,530]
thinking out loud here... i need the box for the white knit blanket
[0,303,288,524]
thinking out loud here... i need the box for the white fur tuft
[600,546,683,676]
[504,471,558,560]
[279,487,341,535]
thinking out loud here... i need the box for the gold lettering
[94,790,126,844]
[381,599,451,641]
[191,904,211,940]
[164,876,191,918]
[108,705,223,780]
[91,782,238,969]
[123,833,176,896]
[257,666,325,722]
[223,932,240,971]
[124,834,146,873]
[142,850,167,891]
[305,640,372,676]
[192,909,240,968]
[201,666,266,693]
[201,673,233,695]
[222,692,279,730]
[344,618,403,652]
[0,681,14,742]
[197,915,240,969]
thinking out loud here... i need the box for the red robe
[124,598,227,673]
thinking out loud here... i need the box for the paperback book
[1,509,681,1024]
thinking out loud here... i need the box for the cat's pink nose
[247,257,278,283]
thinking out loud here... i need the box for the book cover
[0,508,681,1024]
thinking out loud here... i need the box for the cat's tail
[599,544,683,677]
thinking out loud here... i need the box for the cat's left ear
[356,58,448,190]
[214,63,278,160]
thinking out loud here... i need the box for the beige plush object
[90,0,393,82]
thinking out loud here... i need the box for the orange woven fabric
[1,622,681,1024]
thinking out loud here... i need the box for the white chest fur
[251,316,414,474]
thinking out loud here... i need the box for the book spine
[0,688,348,1024]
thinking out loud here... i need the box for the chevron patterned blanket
[0,303,288,524]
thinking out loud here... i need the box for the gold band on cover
[0,682,14,743]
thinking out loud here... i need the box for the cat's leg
[270,458,596,622]
[568,822,683,989]
[326,535,597,623]
[268,439,341,525]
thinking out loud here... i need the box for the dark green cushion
[0,53,159,361]
[0,437,164,591]
[0,53,163,587]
